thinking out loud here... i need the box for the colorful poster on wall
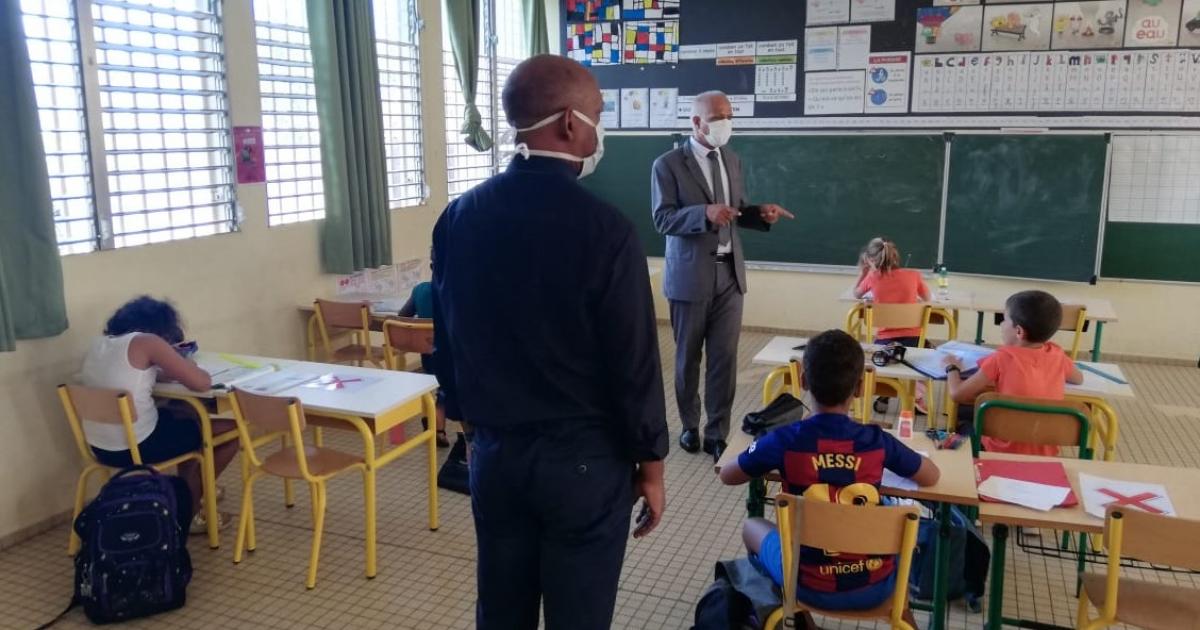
[915,6,984,53]
[1126,0,1182,47]
[804,27,839,70]
[623,21,680,63]
[1051,1,1128,50]
[1180,0,1200,45]
[863,52,911,113]
[982,3,1053,52]
[566,22,622,65]
[233,126,265,184]
[566,0,620,21]
[620,87,650,127]
[622,0,680,19]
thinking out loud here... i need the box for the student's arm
[397,295,416,317]
[135,335,212,392]
[943,354,994,405]
[852,268,874,299]
[720,430,784,486]
[883,432,940,487]
[651,156,715,237]
[1065,359,1084,385]
[916,275,932,301]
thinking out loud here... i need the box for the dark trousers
[669,260,744,442]
[470,420,634,630]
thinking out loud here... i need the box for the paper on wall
[837,25,872,69]
[808,0,851,24]
[755,64,798,98]
[600,89,620,128]
[649,88,679,128]
[620,88,650,128]
[864,52,911,113]
[716,42,757,66]
[851,0,895,22]
[1079,473,1177,519]
[757,39,799,64]
[804,70,866,114]
[805,27,839,71]
[679,44,717,60]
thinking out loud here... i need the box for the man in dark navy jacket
[431,55,669,630]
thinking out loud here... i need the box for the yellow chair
[1060,304,1088,361]
[382,317,434,372]
[762,494,921,630]
[58,384,213,556]
[762,359,803,407]
[228,389,367,589]
[1077,507,1200,630]
[313,299,385,367]
[848,303,936,420]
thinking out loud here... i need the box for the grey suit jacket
[651,143,769,302]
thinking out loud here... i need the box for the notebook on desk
[195,355,277,389]
[905,341,993,380]
[975,459,1078,508]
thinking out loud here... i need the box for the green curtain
[307,0,392,273]
[443,0,493,151]
[0,0,69,352]
[523,0,549,56]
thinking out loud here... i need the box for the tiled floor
[3,326,1198,629]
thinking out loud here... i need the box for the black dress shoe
[679,429,700,453]
[703,439,728,463]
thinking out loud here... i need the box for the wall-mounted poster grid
[913,49,1200,113]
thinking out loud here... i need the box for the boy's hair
[1005,290,1062,343]
[105,296,185,344]
[861,237,901,273]
[802,329,864,407]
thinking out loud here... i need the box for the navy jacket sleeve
[430,212,461,421]
[596,223,669,461]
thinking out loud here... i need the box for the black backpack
[437,432,471,496]
[68,466,193,625]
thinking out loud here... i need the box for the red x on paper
[1098,488,1165,514]
[324,376,362,390]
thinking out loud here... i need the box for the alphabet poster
[1051,1,1128,50]
[982,4,1054,52]
[1126,0,1182,47]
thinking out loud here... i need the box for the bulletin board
[560,0,1200,130]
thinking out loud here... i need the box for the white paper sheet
[837,25,872,69]
[978,476,1071,512]
[600,89,620,129]
[804,27,839,71]
[1079,473,1177,519]
[808,0,851,24]
[649,88,678,128]
[851,0,895,22]
[804,71,866,114]
[679,44,717,60]
[864,52,911,114]
[882,451,928,491]
[620,88,650,128]
[755,64,798,97]
[238,370,322,396]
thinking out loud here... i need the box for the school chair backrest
[1059,304,1088,361]
[860,303,934,346]
[1077,507,1200,630]
[228,389,322,480]
[771,493,920,629]
[382,317,434,371]
[972,392,1092,458]
[313,299,381,366]
[58,384,143,464]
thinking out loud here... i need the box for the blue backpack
[70,466,193,624]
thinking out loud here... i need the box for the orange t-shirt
[977,343,1076,456]
[855,268,931,340]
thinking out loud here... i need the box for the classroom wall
[647,262,1200,363]
[0,0,450,543]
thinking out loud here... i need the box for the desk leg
[1091,322,1104,363]
[748,478,767,518]
[930,503,952,630]
[424,393,440,532]
[975,312,986,346]
[987,524,1009,630]
[364,465,377,579]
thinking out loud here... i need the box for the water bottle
[935,263,949,301]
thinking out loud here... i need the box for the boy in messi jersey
[720,329,939,620]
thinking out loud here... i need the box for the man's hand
[632,460,665,538]
[705,204,739,227]
[758,203,795,225]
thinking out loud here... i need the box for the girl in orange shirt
[853,237,932,413]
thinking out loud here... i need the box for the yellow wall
[649,262,1200,362]
[0,0,448,542]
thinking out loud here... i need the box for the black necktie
[707,150,730,247]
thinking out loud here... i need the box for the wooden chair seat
[332,344,385,364]
[1081,573,1200,630]
[263,446,363,479]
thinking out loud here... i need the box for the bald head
[691,90,731,120]
[502,55,602,129]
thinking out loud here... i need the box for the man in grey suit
[651,91,794,459]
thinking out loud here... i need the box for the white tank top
[78,333,161,451]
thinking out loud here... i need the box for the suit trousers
[471,420,634,630]
[669,260,744,442]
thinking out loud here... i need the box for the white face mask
[512,110,605,179]
[701,118,734,148]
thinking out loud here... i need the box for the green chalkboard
[584,134,946,268]
[943,135,1107,282]
[1102,223,1200,282]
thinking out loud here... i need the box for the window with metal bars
[441,0,528,200]
[374,0,427,208]
[20,0,235,254]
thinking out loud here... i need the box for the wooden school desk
[970,292,1119,362]
[155,353,439,578]
[716,429,978,630]
[977,453,1200,630]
